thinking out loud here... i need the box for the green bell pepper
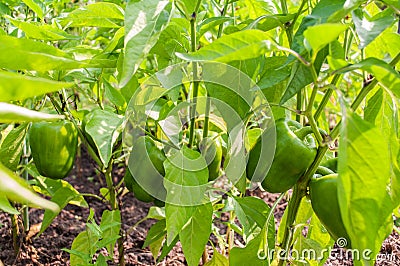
[247,118,317,193]
[309,173,351,247]
[29,120,78,179]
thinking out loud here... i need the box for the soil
[0,147,399,266]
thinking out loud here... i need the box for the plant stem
[313,75,340,120]
[279,0,292,44]
[11,213,19,255]
[188,12,200,148]
[22,139,29,232]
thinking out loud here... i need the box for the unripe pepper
[247,118,317,193]
[199,134,223,181]
[29,120,78,179]
[125,136,167,203]
[309,173,351,247]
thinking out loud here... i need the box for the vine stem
[277,51,400,266]
[188,11,199,148]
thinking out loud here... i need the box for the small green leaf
[0,194,19,214]
[100,210,121,256]
[143,219,166,248]
[60,2,124,28]
[0,123,28,171]
[69,231,98,266]
[304,23,348,55]
[85,109,124,166]
[177,30,272,62]
[22,0,43,19]
[179,202,213,266]
[0,103,64,123]
[204,249,229,266]
[7,17,79,41]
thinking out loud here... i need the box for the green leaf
[176,30,272,62]
[69,231,98,266]
[0,162,59,212]
[0,36,87,71]
[0,123,28,171]
[120,0,172,87]
[0,103,64,123]
[40,186,77,234]
[60,2,124,28]
[338,113,393,264]
[179,202,213,266]
[85,109,123,166]
[233,196,272,240]
[175,0,198,19]
[335,58,400,98]
[251,14,295,32]
[365,31,400,62]
[22,0,43,19]
[0,72,73,102]
[0,194,19,214]
[143,219,166,249]
[352,8,396,49]
[304,23,348,55]
[204,249,229,266]
[7,17,79,41]
[230,227,270,266]
[279,47,328,105]
[329,0,367,23]
[100,210,121,256]
[103,78,126,111]
[164,146,209,206]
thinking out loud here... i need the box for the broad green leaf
[0,194,19,214]
[0,72,73,102]
[165,204,196,245]
[304,23,348,55]
[164,146,209,206]
[258,56,290,90]
[69,231,98,266]
[0,123,28,171]
[120,0,171,87]
[0,103,64,123]
[364,89,400,212]
[157,235,179,262]
[100,210,121,256]
[176,30,272,62]
[365,31,400,62]
[143,219,166,248]
[352,8,396,49]
[179,202,213,266]
[198,17,234,37]
[230,227,270,266]
[335,58,400,98]
[103,78,126,111]
[0,36,86,71]
[338,113,393,264]
[22,0,43,19]
[251,14,295,32]
[0,162,59,212]
[327,40,347,70]
[85,109,123,166]
[40,186,77,234]
[237,0,276,19]
[204,249,229,266]
[60,2,124,28]
[233,196,273,240]
[308,213,333,264]
[7,17,79,41]
[279,47,328,105]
